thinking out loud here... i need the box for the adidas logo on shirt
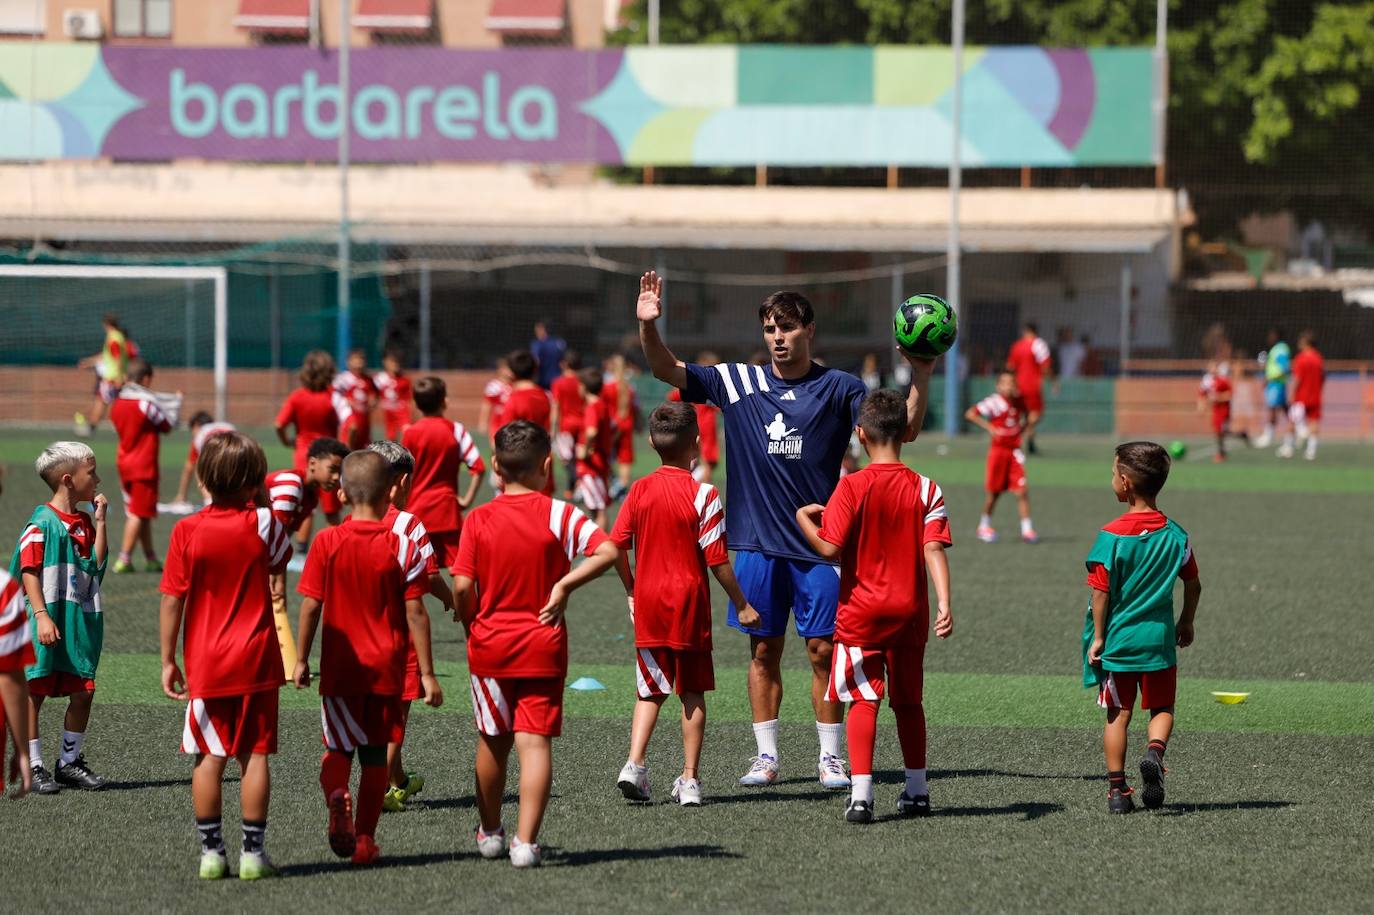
[780,391,797,401]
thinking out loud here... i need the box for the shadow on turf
[871,801,1064,823]
[101,777,192,791]
[1154,800,1294,817]
[923,768,1100,782]
[544,844,741,867]
[278,851,473,876]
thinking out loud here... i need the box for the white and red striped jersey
[975,392,1027,449]
[297,517,431,696]
[1008,336,1052,391]
[373,371,413,417]
[483,377,512,411]
[187,421,237,463]
[160,504,291,696]
[263,469,319,534]
[111,394,173,482]
[18,504,96,570]
[353,505,440,577]
[333,370,375,416]
[453,492,608,679]
[0,570,35,674]
[401,416,486,535]
[609,467,727,651]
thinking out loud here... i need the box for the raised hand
[636,271,663,323]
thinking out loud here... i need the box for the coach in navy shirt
[636,270,934,790]
[530,320,567,390]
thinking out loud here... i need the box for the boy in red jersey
[373,348,414,442]
[159,432,292,880]
[1197,361,1247,462]
[293,450,443,866]
[276,350,349,542]
[575,367,614,526]
[171,412,237,507]
[334,348,377,449]
[109,359,177,573]
[1006,322,1054,453]
[452,421,617,868]
[1,469,36,798]
[602,354,641,500]
[365,439,456,812]
[1282,331,1325,461]
[497,350,555,496]
[797,389,953,823]
[549,349,585,500]
[479,357,513,440]
[401,377,485,570]
[610,402,758,806]
[965,371,1038,544]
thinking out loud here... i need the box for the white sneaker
[818,754,851,790]
[1254,431,1273,448]
[738,754,780,787]
[198,849,228,880]
[976,525,998,544]
[1276,443,1294,459]
[671,777,702,806]
[617,760,651,801]
[475,824,505,860]
[1304,449,1316,461]
[509,835,542,868]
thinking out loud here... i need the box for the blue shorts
[1264,381,1288,409]
[727,550,840,640]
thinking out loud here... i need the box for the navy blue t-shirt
[531,336,567,390]
[684,361,867,563]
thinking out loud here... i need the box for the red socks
[894,703,927,770]
[355,763,387,839]
[319,750,351,800]
[846,700,879,776]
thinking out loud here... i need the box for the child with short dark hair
[966,370,1037,544]
[1084,441,1202,814]
[797,389,953,823]
[401,376,485,571]
[550,349,586,500]
[373,349,414,442]
[575,367,614,527]
[275,350,348,542]
[109,358,178,572]
[159,432,291,880]
[610,401,758,806]
[452,420,617,867]
[172,411,237,506]
[334,348,376,449]
[13,441,109,794]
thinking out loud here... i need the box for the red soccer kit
[298,519,430,751]
[609,467,726,698]
[401,416,486,566]
[110,394,173,519]
[667,388,720,465]
[497,385,554,495]
[373,370,413,440]
[483,377,512,438]
[551,373,585,438]
[160,504,292,756]
[1199,372,1233,434]
[186,421,236,466]
[974,392,1028,494]
[453,493,607,736]
[1007,336,1052,414]
[264,469,321,535]
[1292,348,1325,420]
[575,398,615,510]
[333,370,375,448]
[601,380,639,465]
[276,387,346,514]
[818,464,952,704]
[0,571,35,793]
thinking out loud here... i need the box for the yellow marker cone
[1211,691,1250,704]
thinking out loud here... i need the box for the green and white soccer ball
[894,294,958,358]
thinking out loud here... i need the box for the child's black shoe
[1107,786,1136,814]
[1139,751,1167,810]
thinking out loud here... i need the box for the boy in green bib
[1083,442,1202,814]
[12,441,110,793]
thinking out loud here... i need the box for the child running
[610,401,758,806]
[966,371,1037,544]
[334,348,376,449]
[1197,361,1246,462]
[575,367,614,527]
[400,377,485,572]
[158,432,292,880]
[796,390,953,823]
[1281,331,1325,461]
[294,450,442,865]
[1083,441,1202,814]
[373,348,414,442]
[12,442,109,794]
[549,350,585,500]
[275,350,348,546]
[109,358,177,572]
[452,421,617,867]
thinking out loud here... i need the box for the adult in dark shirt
[530,320,567,391]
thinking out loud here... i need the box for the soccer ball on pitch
[894,294,958,358]
[1168,440,1188,459]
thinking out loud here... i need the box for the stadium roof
[0,164,1178,255]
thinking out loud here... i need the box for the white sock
[904,767,929,796]
[978,514,992,528]
[1282,432,1295,449]
[1263,423,1275,440]
[816,721,844,760]
[28,739,42,769]
[752,719,779,760]
[1306,435,1318,458]
[1020,517,1034,535]
[59,730,84,767]
[850,774,874,804]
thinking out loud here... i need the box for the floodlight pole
[648,0,659,44]
[942,0,964,438]
[336,0,352,364]
[1152,0,1168,186]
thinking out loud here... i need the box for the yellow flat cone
[1211,691,1250,704]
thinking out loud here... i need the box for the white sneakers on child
[617,760,651,801]
[671,777,702,806]
[976,525,998,543]
[738,754,780,786]
[475,824,506,860]
[509,835,542,868]
[818,754,851,789]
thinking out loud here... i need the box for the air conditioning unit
[63,10,104,40]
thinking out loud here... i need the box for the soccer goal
[0,264,229,421]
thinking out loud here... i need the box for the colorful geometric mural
[0,44,1155,166]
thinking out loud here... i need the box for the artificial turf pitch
[0,428,1370,913]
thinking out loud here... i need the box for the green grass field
[0,427,1371,913]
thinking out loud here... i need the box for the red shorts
[317,486,342,516]
[699,425,720,465]
[985,446,1027,494]
[555,432,577,464]
[1291,401,1321,423]
[341,414,370,450]
[402,643,422,702]
[320,694,402,752]
[182,690,279,757]
[28,672,96,697]
[615,428,635,465]
[1020,386,1044,415]
[468,675,563,737]
[576,473,609,511]
[95,379,121,404]
[428,529,461,569]
[826,641,925,706]
[1211,408,1231,435]
[383,414,410,442]
[634,647,714,699]
[1097,667,1177,711]
[120,477,158,519]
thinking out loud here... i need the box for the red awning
[355,0,433,31]
[485,0,566,35]
[235,0,309,33]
